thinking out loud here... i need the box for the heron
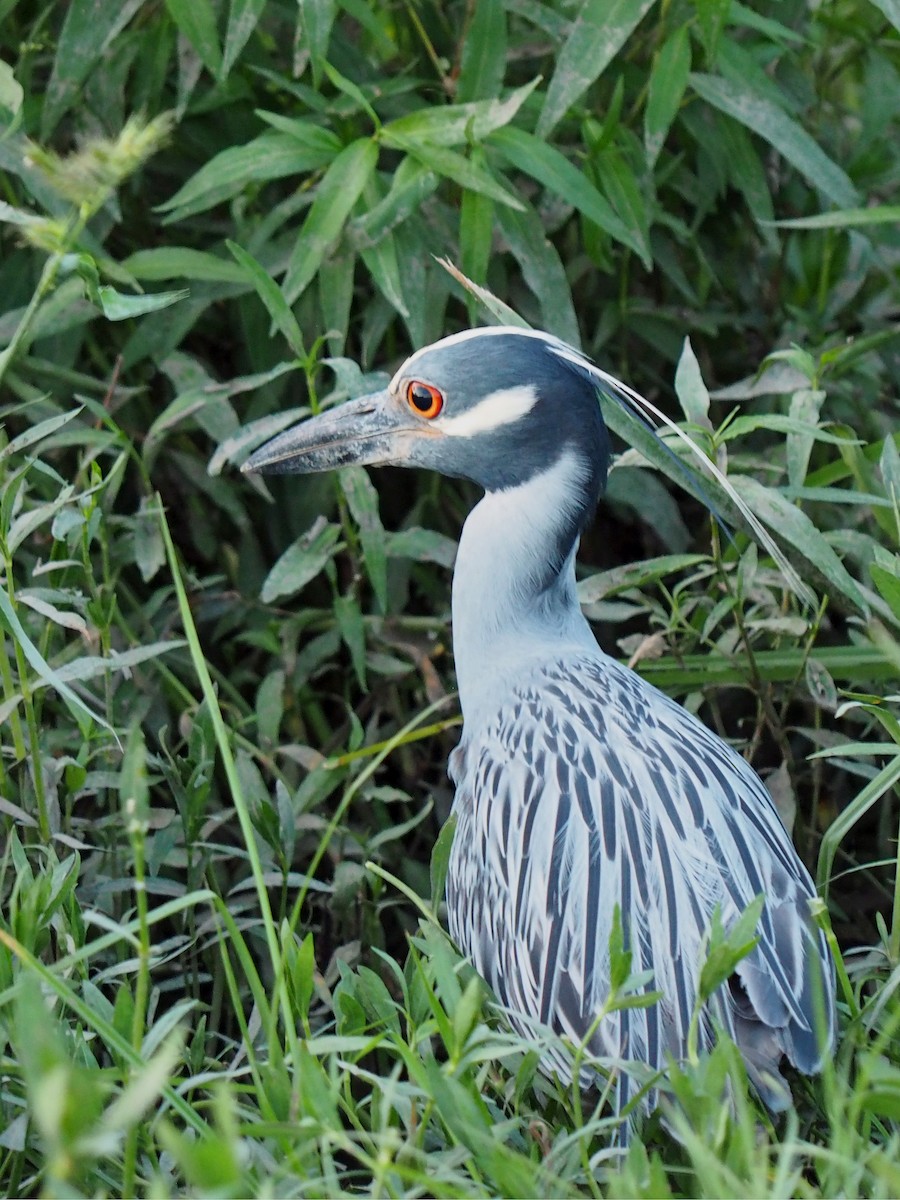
[243,326,835,1125]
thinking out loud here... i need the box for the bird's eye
[406,380,444,419]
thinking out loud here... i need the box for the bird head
[242,328,611,509]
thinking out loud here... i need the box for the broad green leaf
[0,589,111,734]
[318,253,354,349]
[164,0,222,76]
[718,115,775,229]
[333,590,367,689]
[340,466,388,613]
[596,145,652,268]
[674,337,711,426]
[773,205,900,229]
[260,517,341,603]
[869,0,900,33]
[689,73,859,207]
[94,286,189,321]
[787,389,826,488]
[383,136,525,211]
[456,0,506,102]
[698,895,763,1001]
[538,0,658,136]
[158,130,338,221]
[495,200,580,346]
[870,563,900,622]
[384,527,457,568]
[41,0,145,137]
[349,158,439,248]
[360,233,408,319]
[123,247,250,285]
[489,126,644,257]
[460,148,494,304]
[0,60,23,123]
[0,407,83,462]
[283,137,379,304]
[577,554,708,604]
[296,0,338,87]
[735,475,868,612]
[227,240,305,357]
[382,82,537,149]
[50,641,188,684]
[644,25,691,166]
[223,0,267,77]
[694,0,731,65]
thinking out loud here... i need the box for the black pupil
[410,384,433,412]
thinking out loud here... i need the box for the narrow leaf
[645,25,691,166]
[538,0,658,136]
[490,126,643,256]
[227,241,305,356]
[283,137,379,304]
[164,0,222,75]
[261,518,341,603]
[690,73,859,207]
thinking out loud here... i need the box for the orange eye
[406,380,444,419]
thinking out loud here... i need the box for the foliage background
[1,0,900,1194]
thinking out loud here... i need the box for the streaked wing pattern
[446,650,834,1112]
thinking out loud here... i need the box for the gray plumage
[244,326,835,1124]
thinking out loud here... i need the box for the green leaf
[596,144,652,268]
[41,0,145,137]
[538,0,658,136]
[489,126,644,257]
[674,337,711,426]
[786,388,826,488]
[734,475,868,612]
[381,82,537,149]
[227,240,306,357]
[698,895,764,1001]
[340,466,388,612]
[495,200,580,346]
[123,247,249,285]
[383,135,525,211]
[456,0,506,102]
[772,204,900,230]
[223,0,267,77]
[870,563,900,622]
[158,130,339,221]
[164,0,222,76]
[283,137,379,304]
[260,518,342,603]
[0,589,112,736]
[689,73,859,207]
[430,813,458,907]
[333,590,367,689]
[296,0,338,87]
[694,0,731,65]
[869,0,900,33]
[645,25,691,166]
[0,60,23,126]
[93,286,189,321]
[460,148,495,304]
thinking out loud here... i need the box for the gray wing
[445,653,835,1113]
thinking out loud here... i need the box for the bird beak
[241,389,414,475]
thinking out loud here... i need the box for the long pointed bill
[241,390,413,475]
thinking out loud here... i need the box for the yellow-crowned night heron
[243,327,835,1121]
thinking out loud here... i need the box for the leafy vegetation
[1,0,899,1194]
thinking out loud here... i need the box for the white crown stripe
[438,384,539,437]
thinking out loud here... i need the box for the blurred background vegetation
[1,0,900,1194]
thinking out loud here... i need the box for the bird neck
[451,450,597,722]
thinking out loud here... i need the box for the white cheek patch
[438,384,539,437]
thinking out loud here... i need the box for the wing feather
[445,649,835,1114]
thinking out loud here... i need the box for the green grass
[1,0,900,1194]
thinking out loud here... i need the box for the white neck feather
[451,450,598,722]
